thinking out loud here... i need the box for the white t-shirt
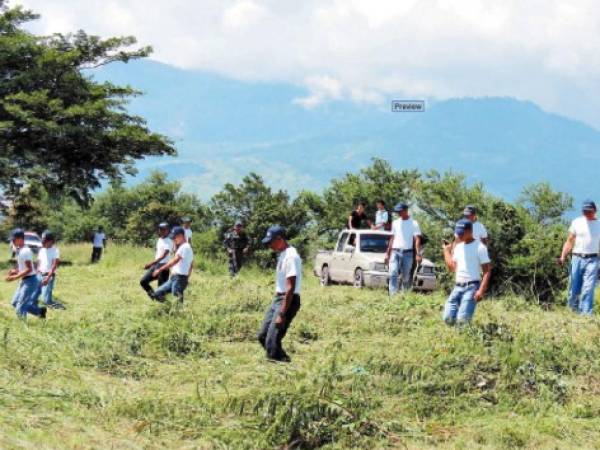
[93,232,106,248]
[472,221,488,242]
[452,240,491,282]
[276,246,302,294]
[391,217,421,250]
[38,247,60,274]
[17,247,36,275]
[569,216,600,254]
[155,237,173,264]
[172,242,194,275]
[375,210,389,227]
[184,228,193,242]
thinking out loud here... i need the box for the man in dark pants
[257,226,302,362]
[140,222,173,300]
[91,226,106,263]
[223,220,250,277]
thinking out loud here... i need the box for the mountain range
[95,60,600,205]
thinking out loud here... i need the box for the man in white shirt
[372,200,390,231]
[257,225,301,363]
[463,205,489,245]
[35,230,63,308]
[559,200,600,315]
[91,226,106,263]
[152,226,193,303]
[140,222,173,300]
[385,202,422,295]
[182,217,193,244]
[443,220,492,325]
[5,229,46,319]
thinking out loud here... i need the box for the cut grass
[1,243,600,449]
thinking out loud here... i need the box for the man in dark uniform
[223,220,250,277]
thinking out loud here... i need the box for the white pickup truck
[313,229,436,291]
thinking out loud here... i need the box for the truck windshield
[360,234,391,253]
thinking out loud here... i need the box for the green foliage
[209,172,312,265]
[519,182,574,225]
[0,1,175,204]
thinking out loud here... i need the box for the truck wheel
[353,268,364,288]
[320,266,331,286]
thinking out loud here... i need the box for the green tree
[0,2,175,204]
[518,182,573,225]
[210,173,311,265]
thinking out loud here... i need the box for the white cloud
[14,0,600,127]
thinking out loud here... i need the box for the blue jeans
[257,294,301,360]
[568,256,599,315]
[13,276,44,318]
[443,282,480,325]
[154,274,188,302]
[389,249,413,295]
[35,273,57,305]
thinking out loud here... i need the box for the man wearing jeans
[5,229,46,319]
[443,220,492,325]
[36,230,63,309]
[257,226,301,363]
[152,226,193,303]
[385,202,422,295]
[559,200,600,315]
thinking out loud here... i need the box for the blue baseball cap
[11,228,25,240]
[582,199,597,212]
[463,205,477,216]
[262,225,286,244]
[170,226,185,238]
[393,202,409,212]
[455,219,473,236]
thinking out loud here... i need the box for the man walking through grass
[182,217,193,244]
[5,229,46,319]
[385,202,422,295]
[35,230,63,309]
[257,226,301,363]
[151,226,193,303]
[140,222,173,300]
[223,220,250,277]
[442,219,491,325]
[559,199,600,315]
[91,226,106,263]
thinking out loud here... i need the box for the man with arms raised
[559,200,600,315]
[385,202,422,295]
[442,220,492,325]
[257,226,302,363]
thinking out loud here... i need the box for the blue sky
[16,0,600,129]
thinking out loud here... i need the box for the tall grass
[1,243,599,449]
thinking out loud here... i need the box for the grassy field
[1,243,600,449]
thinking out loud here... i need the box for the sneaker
[39,307,47,319]
[146,291,156,301]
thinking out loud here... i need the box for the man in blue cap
[463,205,489,246]
[442,219,492,325]
[140,222,173,300]
[5,229,46,319]
[151,226,193,303]
[559,200,600,315]
[223,220,250,277]
[385,202,422,295]
[35,230,63,309]
[257,225,301,362]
